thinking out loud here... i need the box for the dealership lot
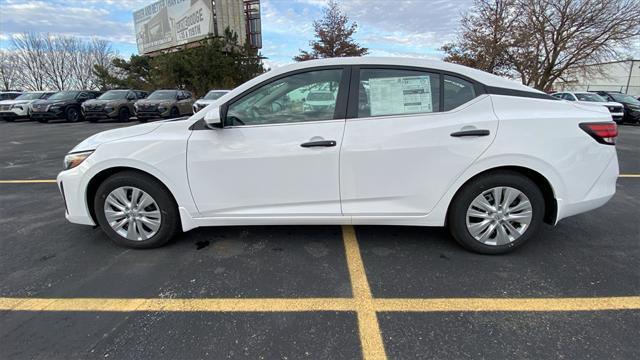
[0,121,639,359]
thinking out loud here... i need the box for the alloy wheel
[465,186,533,246]
[103,186,162,241]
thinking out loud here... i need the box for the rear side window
[443,75,476,111]
[357,68,440,118]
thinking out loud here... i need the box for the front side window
[357,68,440,118]
[443,75,476,111]
[226,69,343,126]
[148,90,177,100]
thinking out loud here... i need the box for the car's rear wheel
[65,107,80,122]
[118,107,130,122]
[94,171,180,249]
[448,171,545,254]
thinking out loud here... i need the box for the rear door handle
[450,129,490,137]
[300,140,337,148]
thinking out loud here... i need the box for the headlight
[105,107,114,112]
[63,151,94,170]
[158,106,167,112]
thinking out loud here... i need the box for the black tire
[447,170,545,254]
[5,117,14,122]
[65,107,81,122]
[169,107,179,119]
[118,107,130,123]
[89,118,98,123]
[94,171,180,249]
[139,118,147,123]
[37,118,48,123]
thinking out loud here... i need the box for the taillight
[579,122,617,145]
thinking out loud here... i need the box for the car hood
[0,99,28,106]
[84,99,122,106]
[576,101,623,108]
[136,99,172,105]
[195,99,218,105]
[70,122,164,152]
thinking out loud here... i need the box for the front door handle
[450,129,490,137]
[300,140,337,148]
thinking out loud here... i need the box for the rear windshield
[148,90,177,100]
[307,92,334,101]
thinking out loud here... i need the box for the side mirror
[127,95,136,101]
[204,107,222,128]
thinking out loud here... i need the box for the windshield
[575,93,606,102]
[14,92,45,100]
[610,93,640,105]
[204,91,227,100]
[148,90,176,100]
[98,90,128,100]
[48,91,79,100]
[307,92,334,101]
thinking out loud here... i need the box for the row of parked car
[550,90,640,124]
[0,89,230,123]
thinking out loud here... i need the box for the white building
[553,60,640,97]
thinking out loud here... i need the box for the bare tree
[11,33,48,91]
[10,32,117,91]
[0,50,21,91]
[443,0,640,91]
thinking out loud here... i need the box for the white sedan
[57,57,619,254]
[551,91,624,123]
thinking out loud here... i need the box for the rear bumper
[555,151,618,222]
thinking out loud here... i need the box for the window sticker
[369,76,432,116]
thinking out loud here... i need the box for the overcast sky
[0,0,475,68]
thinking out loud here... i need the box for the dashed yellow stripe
[619,174,640,178]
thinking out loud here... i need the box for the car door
[340,67,499,219]
[187,67,349,218]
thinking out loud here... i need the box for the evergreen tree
[294,0,368,61]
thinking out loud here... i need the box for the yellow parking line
[343,225,387,360]
[619,174,640,178]
[3,296,640,313]
[0,180,57,184]
[0,297,356,312]
[374,297,640,312]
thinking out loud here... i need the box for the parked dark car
[134,89,194,122]
[31,90,102,123]
[590,91,640,124]
[82,89,148,123]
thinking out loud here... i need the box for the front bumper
[57,166,95,226]
[84,109,118,120]
[0,110,29,120]
[136,109,170,119]
[31,109,64,120]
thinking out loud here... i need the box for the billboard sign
[133,0,214,54]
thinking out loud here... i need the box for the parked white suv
[0,91,56,121]
[192,90,230,113]
[57,57,618,254]
[552,91,624,123]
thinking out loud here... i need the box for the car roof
[264,57,543,94]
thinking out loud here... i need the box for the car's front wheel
[94,171,180,248]
[66,107,81,122]
[448,171,545,254]
[118,107,130,122]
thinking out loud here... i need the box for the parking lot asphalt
[0,120,639,359]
